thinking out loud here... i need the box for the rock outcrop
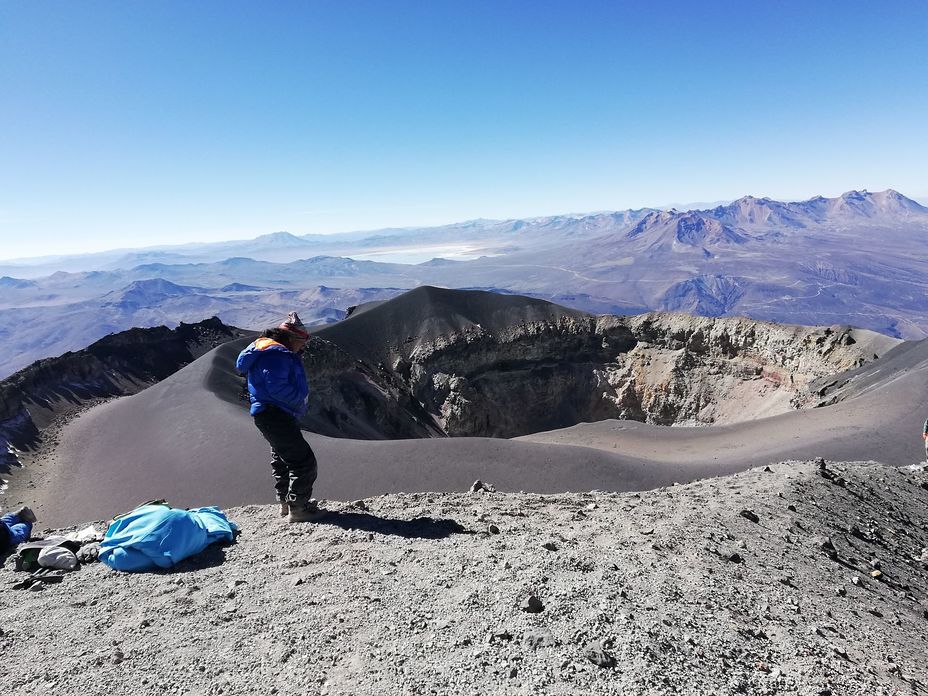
[596,312,897,425]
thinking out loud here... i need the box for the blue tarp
[99,505,237,572]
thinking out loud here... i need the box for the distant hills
[0,188,925,378]
[0,279,404,378]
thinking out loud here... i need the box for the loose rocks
[2,460,926,696]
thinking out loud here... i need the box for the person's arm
[923,418,928,439]
[235,344,255,375]
[295,362,309,413]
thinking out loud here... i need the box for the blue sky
[1,1,926,260]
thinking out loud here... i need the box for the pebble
[814,536,837,558]
[521,595,544,613]
[522,628,555,649]
[739,509,760,523]
[584,640,616,668]
[491,628,513,642]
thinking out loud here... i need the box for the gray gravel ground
[2,459,927,696]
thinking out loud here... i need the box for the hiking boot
[288,499,325,524]
[15,506,37,524]
[277,501,289,518]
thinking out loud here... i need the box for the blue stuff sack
[99,505,237,572]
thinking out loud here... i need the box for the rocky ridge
[2,459,926,695]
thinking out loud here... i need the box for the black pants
[253,406,318,504]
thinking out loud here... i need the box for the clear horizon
[1,1,926,260]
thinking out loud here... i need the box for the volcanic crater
[286,286,898,439]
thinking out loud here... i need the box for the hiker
[0,506,37,553]
[236,312,322,523]
[923,418,928,463]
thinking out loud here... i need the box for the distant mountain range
[2,188,924,274]
[0,188,926,378]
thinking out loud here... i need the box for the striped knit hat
[279,311,310,340]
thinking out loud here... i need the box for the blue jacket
[235,338,309,418]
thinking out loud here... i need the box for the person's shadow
[311,511,470,539]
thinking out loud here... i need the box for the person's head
[262,311,310,352]
[0,520,10,551]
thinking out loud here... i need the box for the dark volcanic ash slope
[0,317,248,474]
[2,461,926,695]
